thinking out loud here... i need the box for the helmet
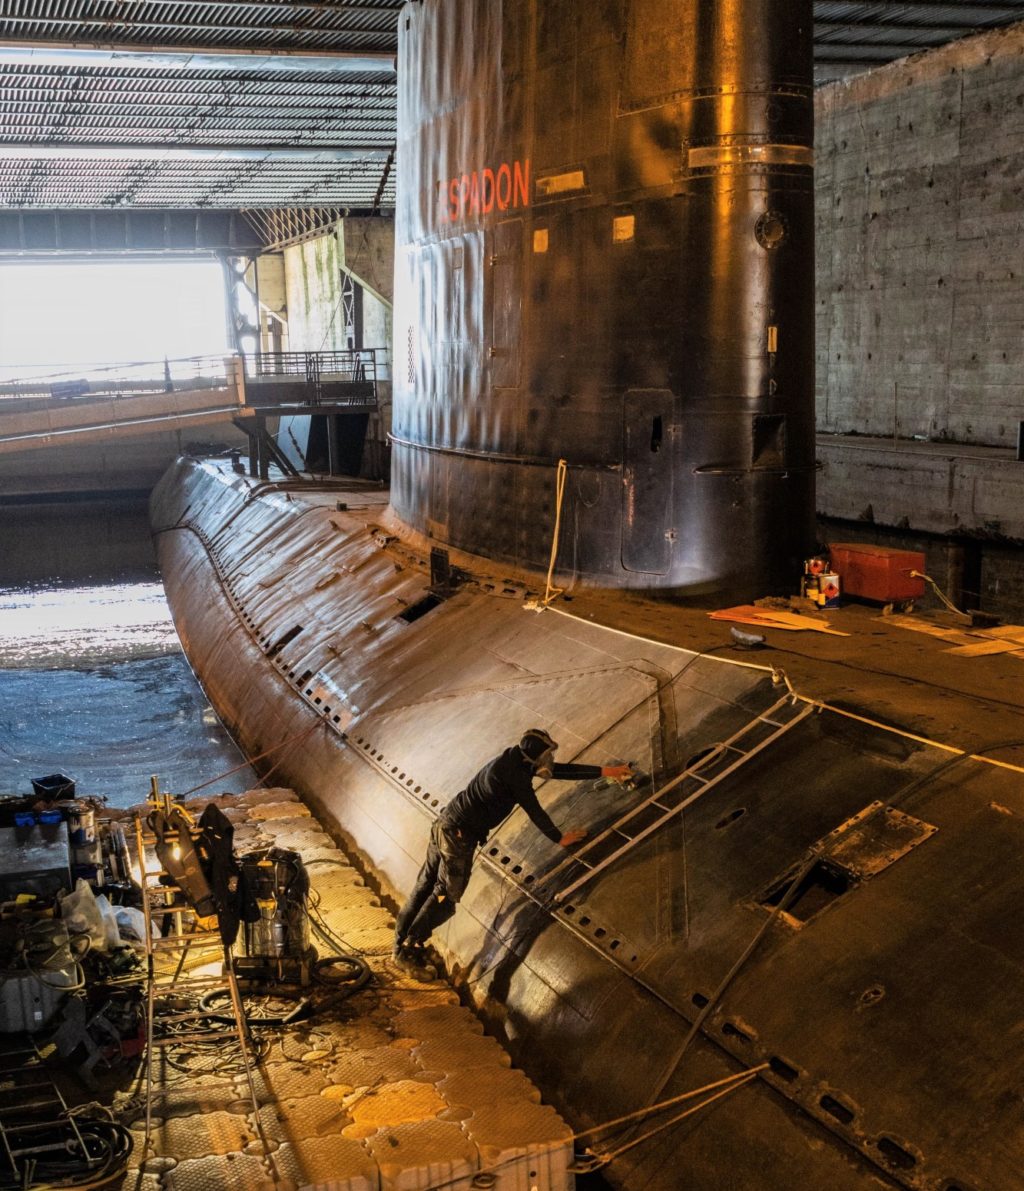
[520,728,557,764]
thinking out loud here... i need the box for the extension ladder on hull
[546,695,816,904]
[132,807,268,1159]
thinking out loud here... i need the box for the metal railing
[0,355,234,404]
[250,349,378,407]
[252,348,376,381]
[0,349,380,411]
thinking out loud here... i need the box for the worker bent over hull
[392,728,632,978]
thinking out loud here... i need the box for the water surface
[0,498,255,806]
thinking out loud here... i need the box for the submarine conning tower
[391,0,816,599]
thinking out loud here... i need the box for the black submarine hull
[152,458,1023,1191]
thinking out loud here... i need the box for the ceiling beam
[0,143,394,162]
[813,1,1024,18]
[103,1,397,10]
[0,208,265,254]
[0,44,395,75]
[0,13,383,39]
[816,21,998,43]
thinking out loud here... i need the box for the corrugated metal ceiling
[814,1,1024,77]
[0,1,1021,212]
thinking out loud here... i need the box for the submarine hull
[153,458,1024,1191]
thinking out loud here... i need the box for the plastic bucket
[30,773,76,799]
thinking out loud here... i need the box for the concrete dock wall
[815,21,1024,539]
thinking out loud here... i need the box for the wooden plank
[709,605,849,636]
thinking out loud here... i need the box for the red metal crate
[828,543,926,602]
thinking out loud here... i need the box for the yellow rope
[574,1063,769,1141]
[533,457,568,610]
[546,605,1024,777]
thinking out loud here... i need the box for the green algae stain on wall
[284,229,345,351]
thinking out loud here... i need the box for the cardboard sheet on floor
[975,625,1024,645]
[945,639,1024,657]
[880,614,975,645]
[709,605,849,636]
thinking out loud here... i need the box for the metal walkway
[0,350,378,459]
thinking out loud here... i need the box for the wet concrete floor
[0,495,255,805]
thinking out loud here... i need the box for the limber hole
[769,1056,798,1082]
[715,808,747,830]
[722,1021,752,1044]
[820,1095,855,1125]
[268,624,304,656]
[691,992,709,1009]
[686,746,717,771]
[877,1138,916,1170]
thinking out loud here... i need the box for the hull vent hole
[398,594,444,624]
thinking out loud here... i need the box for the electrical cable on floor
[0,1117,134,1191]
[909,569,965,617]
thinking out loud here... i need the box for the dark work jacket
[440,746,602,845]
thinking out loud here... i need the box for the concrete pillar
[254,253,288,355]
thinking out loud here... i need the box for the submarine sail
[391,0,816,598]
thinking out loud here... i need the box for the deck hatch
[758,802,937,924]
[822,802,937,880]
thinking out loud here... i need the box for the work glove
[558,829,587,848]
[601,764,633,783]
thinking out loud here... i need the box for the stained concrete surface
[814,19,1024,564]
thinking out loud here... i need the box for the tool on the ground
[133,787,272,1164]
[236,848,315,986]
[0,1040,133,1187]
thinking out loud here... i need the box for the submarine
[152,1,1024,1187]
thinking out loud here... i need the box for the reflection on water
[0,514,256,806]
[0,654,254,806]
[0,582,179,669]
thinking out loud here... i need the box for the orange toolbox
[828,543,926,602]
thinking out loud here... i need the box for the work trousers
[394,819,475,947]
